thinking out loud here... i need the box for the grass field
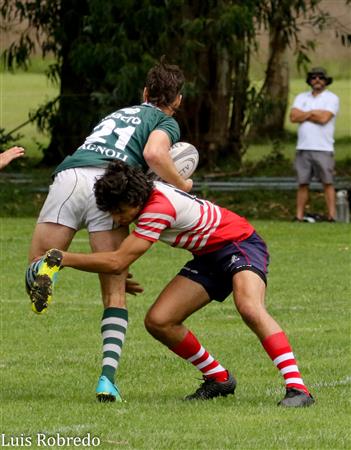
[1,58,350,449]
[1,71,57,160]
[0,218,350,449]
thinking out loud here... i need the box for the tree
[1,0,153,165]
[250,0,351,139]
[1,0,260,167]
[1,1,90,164]
[162,1,260,168]
[3,1,348,168]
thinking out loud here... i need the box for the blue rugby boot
[27,249,63,314]
[96,375,122,403]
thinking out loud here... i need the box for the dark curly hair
[94,161,154,212]
[145,56,185,107]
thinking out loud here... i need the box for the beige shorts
[38,167,116,232]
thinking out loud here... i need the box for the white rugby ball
[170,142,199,179]
[147,142,199,181]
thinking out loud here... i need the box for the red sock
[170,331,228,381]
[262,331,309,394]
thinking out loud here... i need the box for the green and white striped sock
[100,307,128,383]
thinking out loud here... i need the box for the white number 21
[84,119,135,151]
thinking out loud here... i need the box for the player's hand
[126,273,144,295]
[183,178,193,192]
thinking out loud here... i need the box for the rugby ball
[148,142,199,180]
[170,142,199,179]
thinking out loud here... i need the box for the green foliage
[1,1,350,167]
[1,0,61,68]
[0,1,262,165]
[1,219,350,448]
[0,128,22,148]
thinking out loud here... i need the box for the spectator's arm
[308,110,334,125]
[289,108,312,123]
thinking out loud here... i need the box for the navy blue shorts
[178,232,269,302]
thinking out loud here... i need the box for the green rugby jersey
[53,103,180,175]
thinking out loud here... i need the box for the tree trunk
[249,25,289,139]
[204,49,231,169]
[42,0,94,166]
[42,58,95,166]
[228,42,251,165]
[178,48,232,169]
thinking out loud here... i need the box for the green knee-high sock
[101,307,128,384]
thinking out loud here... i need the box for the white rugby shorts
[38,167,116,232]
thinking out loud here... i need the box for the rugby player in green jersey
[25,58,192,402]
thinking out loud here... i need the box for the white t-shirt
[291,90,339,152]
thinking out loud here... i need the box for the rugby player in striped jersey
[36,161,314,407]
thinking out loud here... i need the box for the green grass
[0,219,350,449]
[0,70,58,158]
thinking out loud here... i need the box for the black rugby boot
[185,371,236,400]
[278,388,315,407]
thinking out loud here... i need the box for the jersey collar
[142,102,162,111]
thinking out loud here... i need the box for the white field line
[265,376,351,394]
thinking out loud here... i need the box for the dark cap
[306,67,333,86]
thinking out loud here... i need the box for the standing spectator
[0,146,25,170]
[290,67,339,222]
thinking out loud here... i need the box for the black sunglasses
[310,75,326,81]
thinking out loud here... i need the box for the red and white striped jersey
[133,182,254,255]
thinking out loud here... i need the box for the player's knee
[144,309,170,337]
[236,301,261,327]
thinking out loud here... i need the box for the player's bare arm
[61,234,153,274]
[143,130,193,192]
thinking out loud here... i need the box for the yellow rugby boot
[29,249,63,314]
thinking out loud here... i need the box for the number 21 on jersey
[84,118,135,151]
